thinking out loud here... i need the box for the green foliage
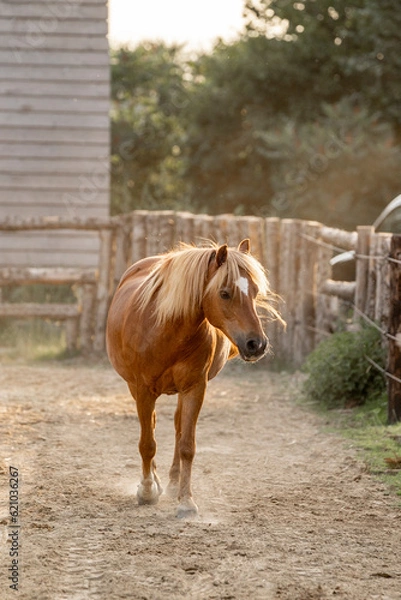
[299,322,401,499]
[0,319,67,361]
[244,0,401,133]
[110,43,191,214]
[302,325,386,409]
[110,2,401,226]
[183,37,277,214]
[342,418,401,498]
[1,284,76,304]
[309,384,401,500]
[254,99,401,228]
[0,285,78,360]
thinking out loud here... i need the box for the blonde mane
[135,243,282,326]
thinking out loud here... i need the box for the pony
[106,239,282,518]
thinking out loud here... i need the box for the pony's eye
[219,290,231,300]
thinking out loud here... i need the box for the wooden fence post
[158,210,176,252]
[238,216,265,262]
[111,215,132,291]
[264,218,281,354]
[65,317,79,353]
[278,219,302,365]
[366,229,379,320]
[314,230,333,345]
[93,228,112,352]
[193,214,214,245]
[214,214,233,244]
[131,211,148,264]
[374,233,391,330]
[387,235,401,423]
[293,221,321,365]
[146,211,163,256]
[80,283,96,353]
[354,225,373,318]
[174,212,194,246]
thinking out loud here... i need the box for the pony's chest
[147,327,232,396]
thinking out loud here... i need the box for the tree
[110,43,190,214]
[254,99,401,228]
[244,0,401,133]
[184,1,401,221]
[110,3,401,229]
[183,37,291,215]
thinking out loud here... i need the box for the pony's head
[136,239,283,362]
[202,239,281,362]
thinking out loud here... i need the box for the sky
[108,0,245,51]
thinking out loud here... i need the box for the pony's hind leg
[129,384,163,506]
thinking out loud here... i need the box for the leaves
[110,2,401,225]
[302,325,386,409]
[110,44,190,214]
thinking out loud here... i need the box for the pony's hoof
[137,481,162,506]
[176,498,198,519]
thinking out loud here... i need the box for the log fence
[0,216,119,353]
[0,211,397,391]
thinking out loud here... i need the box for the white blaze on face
[235,276,249,297]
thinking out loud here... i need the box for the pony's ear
[238,239,250,254]
[216,244,228,267]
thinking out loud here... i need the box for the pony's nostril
[245,336,268,357]
[248,338,267,355]
[246,338,260,353]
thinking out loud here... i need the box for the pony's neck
[148,248,212,327]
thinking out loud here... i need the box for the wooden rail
[0,216,118,231]
[0,267,97,285]
[0,211,393,364]
[0,303,79,319]
[0,265,98,353]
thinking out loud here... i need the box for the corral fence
[0,211,400,420]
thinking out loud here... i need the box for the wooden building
[0,0,110,267]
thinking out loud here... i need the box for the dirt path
[0,359,400,600]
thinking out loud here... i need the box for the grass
[299,323,401,501]
[305,390,401,500]
[0,319,71,361]
[339,399,401,498]
[0,284,78,361]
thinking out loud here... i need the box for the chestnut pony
[106,239,281,518]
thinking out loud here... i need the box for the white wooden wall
[0,0,110,267]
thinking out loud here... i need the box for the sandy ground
[0,358,400,600]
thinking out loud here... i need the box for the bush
[302,325,386,409]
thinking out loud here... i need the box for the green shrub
[302,325,386,409]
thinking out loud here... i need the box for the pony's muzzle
[237,334,269,362]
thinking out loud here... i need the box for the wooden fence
[0,212,393,367]
[0,216,116,353]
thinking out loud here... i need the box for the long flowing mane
[135,242,282,326]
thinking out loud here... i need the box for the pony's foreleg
[129,385,162,506]
[175,384,205,518]
[166,395,182,499]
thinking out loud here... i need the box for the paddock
[0,360,400,599]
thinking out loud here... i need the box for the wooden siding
[0,231,104,268]
[0,0,110,267]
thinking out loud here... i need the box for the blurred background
[108,0,401,231]
[1,0,400,359]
